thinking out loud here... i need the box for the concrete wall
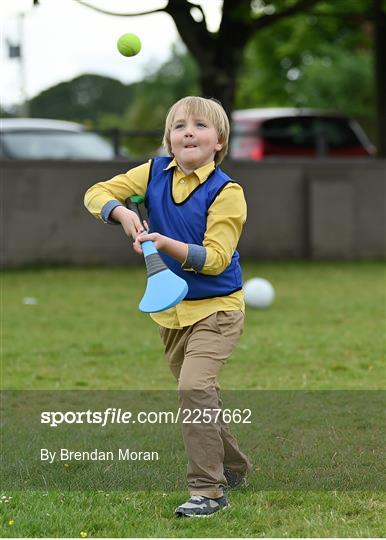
[1,159,385,267]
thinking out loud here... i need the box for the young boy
[84,96,251,517]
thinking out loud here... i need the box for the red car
[230,108,376,159]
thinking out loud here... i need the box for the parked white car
[0,118,118,160]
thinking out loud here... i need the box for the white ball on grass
[22,297,38,305]
[243,278,275,308]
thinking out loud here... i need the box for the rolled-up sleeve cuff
[182,244,206,273]
[101,200,124,224]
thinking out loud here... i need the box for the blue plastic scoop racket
[126,195,188,313]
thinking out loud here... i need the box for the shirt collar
[165,158,216,184]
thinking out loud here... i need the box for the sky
[0,0,223,109]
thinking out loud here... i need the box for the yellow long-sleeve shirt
[84,158,247,329]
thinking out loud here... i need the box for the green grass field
[1,262,385,537]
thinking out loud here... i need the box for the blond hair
[163,96,229,165]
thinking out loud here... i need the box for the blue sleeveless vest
[144,157,243,300]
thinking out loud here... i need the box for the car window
[0,131,115,159]
[261,117,361,149]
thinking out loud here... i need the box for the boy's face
[170,105,223,173]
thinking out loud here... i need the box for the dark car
[230,108,376,160]
[0,118,119,160]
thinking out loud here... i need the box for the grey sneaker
[224,468,247,489]
[175,495,228,518]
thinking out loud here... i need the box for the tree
[29,74,134,123]
[25,47,198,157]
[32,0,386,155]
[0,106,15,118]
[66,0,323,117]
[235,5,376,140]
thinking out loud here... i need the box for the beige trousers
[159,310,252,498]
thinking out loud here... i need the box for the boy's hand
[110,207,145,241]
[134,227,188,263]
[133,229,166,255]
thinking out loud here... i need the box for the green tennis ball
[117,33,141,57]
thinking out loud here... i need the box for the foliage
[29,74,134,125]
[25,45,198,157]
[235,4,375,138]
[294,48,375,138]
[0,106,15,118]
[14,1,379,150]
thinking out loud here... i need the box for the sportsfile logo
[41,408,171,427]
